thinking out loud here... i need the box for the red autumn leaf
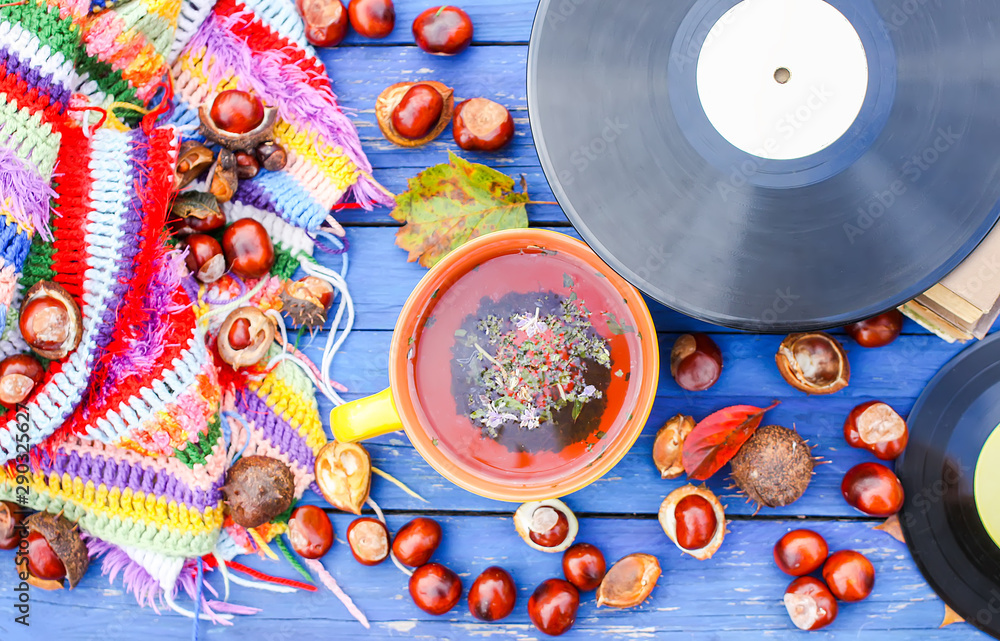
[682,401,780,481]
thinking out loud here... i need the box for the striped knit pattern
[170,0,392,231]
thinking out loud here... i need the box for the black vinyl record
[898,332,1000,639]
[527,0,1000,331]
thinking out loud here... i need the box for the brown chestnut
[183,234,225,283]
[670,333,723,391]
[210,90,265,134]
[843,400,908,460]
[175,141,214,189]
[659,485,726,560]
[392,517,442,567]
[776,332,850,395]
[376,81,454,147]
[562,543,606,592]
[822,550,875,602]
[222,218,275,279]
[297,0,349,47]
[217,307,275,368]
[528,579,579,636]
[19,281,82,360]
[845,310,903,348]
[348,0,394,39]
[409,562,462,615]
[784,576,837,631]
[514,499,578,553]
[0,501,24,550]
[346,517,389,565]
[255,141,287,172]
[412,5,473,55]
[842,462,904,517]
[453,98,515,152]
[773,529,828,577]
[0,354,44,405]
[234,151,260,179]
[468,566,517,622]
[287,505,334,560]
[392,84,445,140]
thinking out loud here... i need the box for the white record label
[696,0,869,160]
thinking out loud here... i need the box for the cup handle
[329,387,404,442]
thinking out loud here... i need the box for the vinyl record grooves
[898,332,1000,639]
[527,0,1000,331]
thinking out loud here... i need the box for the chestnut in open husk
[217,307,275,368]
[595,553,661,608]
[281,276,335,329]
[652,414,694,479]
[19,281,82,360]
[200,91,278,152]
[658,485,726,560]
[175,141,214,189]
[514,499,578,553]
[223,455,295,528]
[776,333,850,395]
[24,512,89,589]
[730,425,816,511]
[314,441,372,515]
[376,81,454,147]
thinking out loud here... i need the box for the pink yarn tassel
[302,558,370,629]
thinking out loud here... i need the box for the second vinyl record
[527,0,1000,331]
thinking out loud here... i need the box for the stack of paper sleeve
[901,225,1000,343]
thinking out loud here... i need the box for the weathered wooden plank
[0,517,981,640]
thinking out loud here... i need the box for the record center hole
[774,67,791,84]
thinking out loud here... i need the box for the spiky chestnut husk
[280,287,327,329]
[24,513,89,589]
[223,456,295,528]
[730,425,816,511]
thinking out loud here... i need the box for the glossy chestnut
[413,6,473,55]
[234,151,260,179]
[255,142,287,172]
[297,0,349,47]
[347,517,389,565]
[210,90,265,134]
[784,576,838,631]
[0,501,23,550]
[408,563,462,615]
[227,318,253,351]
[562,543,606,592]
[845,310,903,348]
[216,307,275,368]
[287,505,334,560]
[19,281,82,360]
[392,84,445,140]
[842,462,905,517]
[184,234,225,284]
[528,578,579,636]
[468,566,517,621]
[674,495,718,551]
[773,529,829,577]
[452,98,514,152]
[0,354,44,406]
[222,218,275,279]
[843,400,908,460]
[392,517,442,566]
[670,333,723,391]
[349,0,394,39]
[822,550,875,602]
[26,530,66,581]
[23,512,89,588]
[659,485,726,560]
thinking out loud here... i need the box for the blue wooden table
[1,1,992,638]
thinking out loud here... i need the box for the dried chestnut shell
[183,234,225,284]
[255,141,287,172]
[514,499,578,553]
[314,441,372,515]
[223,456,295,528]
[19,281,82,360]
[0,354,44,406]
[376,81,454,147]
[843,400,908,460]
[412,5,473,55]
[392,517,442,567]
[209,148,238,203]
[234,151,260,179]
[217,307,275,368]
[562,542,606,592]
[822,550,875,602]
[281,276,335,329]
[348,0,394,39]
[409,563,462,615]
[222,218,275,279]
[784,576,837,631]
[298,0,349,47]
[659,485,725,560]
[842,462,904,517]
[452,98,515,152]
[773,529,829,577]
[468,566,517,622]
[175,141,214,189]
[287,505,334,560]
[528,578,579,636]
[670,333,723,391]
[24,512,89,589]
[199,93,278,152]
[845,310,903,348]
[776,332,850,395]
[347,517,389,565]
[0,501,25,550]
[596,553,661,608]
[652,414,694,479]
